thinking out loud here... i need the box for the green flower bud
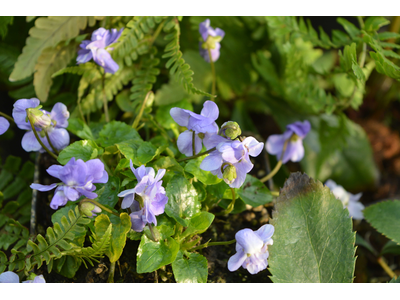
[220,121,241,140]
[201,35,223,50]
[27,108,52,129]
[223,164,237,184]
[80,201,101,218]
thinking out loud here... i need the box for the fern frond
[105,67,135,101]
[113,16,166,66]
[33,42,77,102]
[10,16,93,81]
[162,17,213,98]
[0,16,13,39]
[52,62,98,78]
[0,219,29,251]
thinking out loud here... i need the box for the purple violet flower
[200,137,264,188]
[266,120,311,164]
[228,224,274,275]
[23,275,46,283]
[198,19,225,63]
[77,27,123,74]
[30,158,108,210]
[118,160,168,232]
[12,99,70,153]
[0,272,46,283]
[170,100,219,156]
[325,179,364,220]
[0,117,10,135]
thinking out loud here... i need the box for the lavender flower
[266,120,311,163]
[200,137,264,188]
[228,224,274,275]
[170,100,219,156]
[30,158,108,210]
[198,19,225,62]
[23,275,46,283]
[77,27,123,74]
[0,117,10,135]
[0,272,45,283]
[12,99,70,153]
[325,179,364,220]
[118,161,168,232]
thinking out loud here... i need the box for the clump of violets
[30,157,108,210]
[118,161,168,232]
[0,117,10,135]
[170,100,219,156]
[200,136,264,188]
[0,271,45,283]
[198,19,225,63]
[325,179,364,220]
[77,27,123,74]
[228,224,274,275]
[12,98,70,153]
[266,120,311,163]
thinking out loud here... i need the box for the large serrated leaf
[364,200,400,244]
[172,251,208,283]
[268,172,356,283]
[57,140,104,165]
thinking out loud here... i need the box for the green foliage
[57,140,104,165]
[179,211,214,240]
[96,121,142,147]
[67,118,94,140]
[184,157,222,185]
[0,16,13,39]
[162,17,213,98]
[364,200,400,244]
[268,173,356,283]
[96,176,120,208]
[237,175,273,207]
[172,251,208,283]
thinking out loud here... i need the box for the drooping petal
[12,98,41,130]
[235,228,263,254]
[121,193,135,209]
[85,159,106,182]
[0,271,20,283]
[243,137,264,157]
[170,107,190,127]
[255,224,275,243]
[200,152,223,171]
[63,186,80,201]
[282,142,297,164]
[45,128,70,151]
[265,134,285,155]
[130,209,146,232]
[106,28,123,46]
[199,19,211,41]
[21,131,42,152]
[347,201,364,220]
[50,102,69,128]
[227,251,247,272]
[154,169,166,183]
[46,165,63,179]
[214,28,225,39]
[177,130,202,156]
[200,100,219,121]
[118,188,135,198]
[289,140,305,162]
[30,183,58,192]
[286,120,311,139]
[50,187,69,210]
[75,187,97,199]
[76,48,93,64]
[92,48,119,74]
[0,117,10,135]
[203,132,227,150]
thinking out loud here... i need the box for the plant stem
[192,131,195,156]
[132,91,152,129]
[102,72,110,123]
[189,239,236,252]
[27,113,58,160]
[224,188,236,215]
[271,191,279,197]
[148,223,158,242]
[207,48,216,96]
[260,160,282,183]
[107,261,115,283]
[377,257,396,279]
[0,111,14,123]
[150,19,166,47]
[44,131,59,155]
[177,147,216,163]
[80,199,120,217]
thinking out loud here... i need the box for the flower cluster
[30,157,108,210]
[325,179,364,220]
[0,271,45,283]
[0,117,10,135]
[198,19,225,63]
[12,98,70,153]
[118,161,168,232]
[266,120,310,163]
[77,27,123,74]
[228,224,274,274]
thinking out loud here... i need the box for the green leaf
[10,16,92,81]
[165,175,201,227]
[337,17,360,39]
[355,233,376,255]
[0,16,13,39]
[96,121,142,147]
[389,275,400,283]
[155,99,193,129]
[184,157,222,185]
[67,118,94,140]
[180,211,215,240]
[137,235,179,273]
[381,241,400,256]
[172,251,208,283]
[364,200,400,244]
[57,140,104,165]
[53,256,81,279]
[237,175,273,207]
[96,176,120,208]
[364,17,390,32]
[269,172,356,283]
[218,197,247,214]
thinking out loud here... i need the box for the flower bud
[80,201,101,218]
[27,108,52,129]
[201,35,223,50]
[223,164,237,184]
[220,121,241,140]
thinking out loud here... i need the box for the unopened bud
[27,108,52,129]
[220,121,241,140]
[80,201,101,218]
[201,35,223,50]
[223,165,237,184]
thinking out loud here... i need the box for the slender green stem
[260,160,282,183]
[207,48,216,96]
[107,261,115,283]
[192,131,196,156]
[271,191,279,197]
[27,112,58,160]
[132,91,152,129]
[80,199,120,217]
[176,147,216,162]
[0,111,14,123]
[189,239,236,252]
[148,223,158,242]
[377,257,396,279]
[149,19,166,47]
[225,188,236,215]
[44,131,59,155]
[102,72,110,123]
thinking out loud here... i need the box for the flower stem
[188,239,236,252]
[132,91,152,129]
[80,199,120,217]
[107,261,115,283]
[102,72,110,123]
[260,160,282,183]
[149,19,166,47]
[377,257,396,279]
[207,48,216,96]
[176,147,216,162]
[225,188,236,214]
[44,131,59,155]
[192,131,195,156]
[27,112,58,161]
[0,111,14,123]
